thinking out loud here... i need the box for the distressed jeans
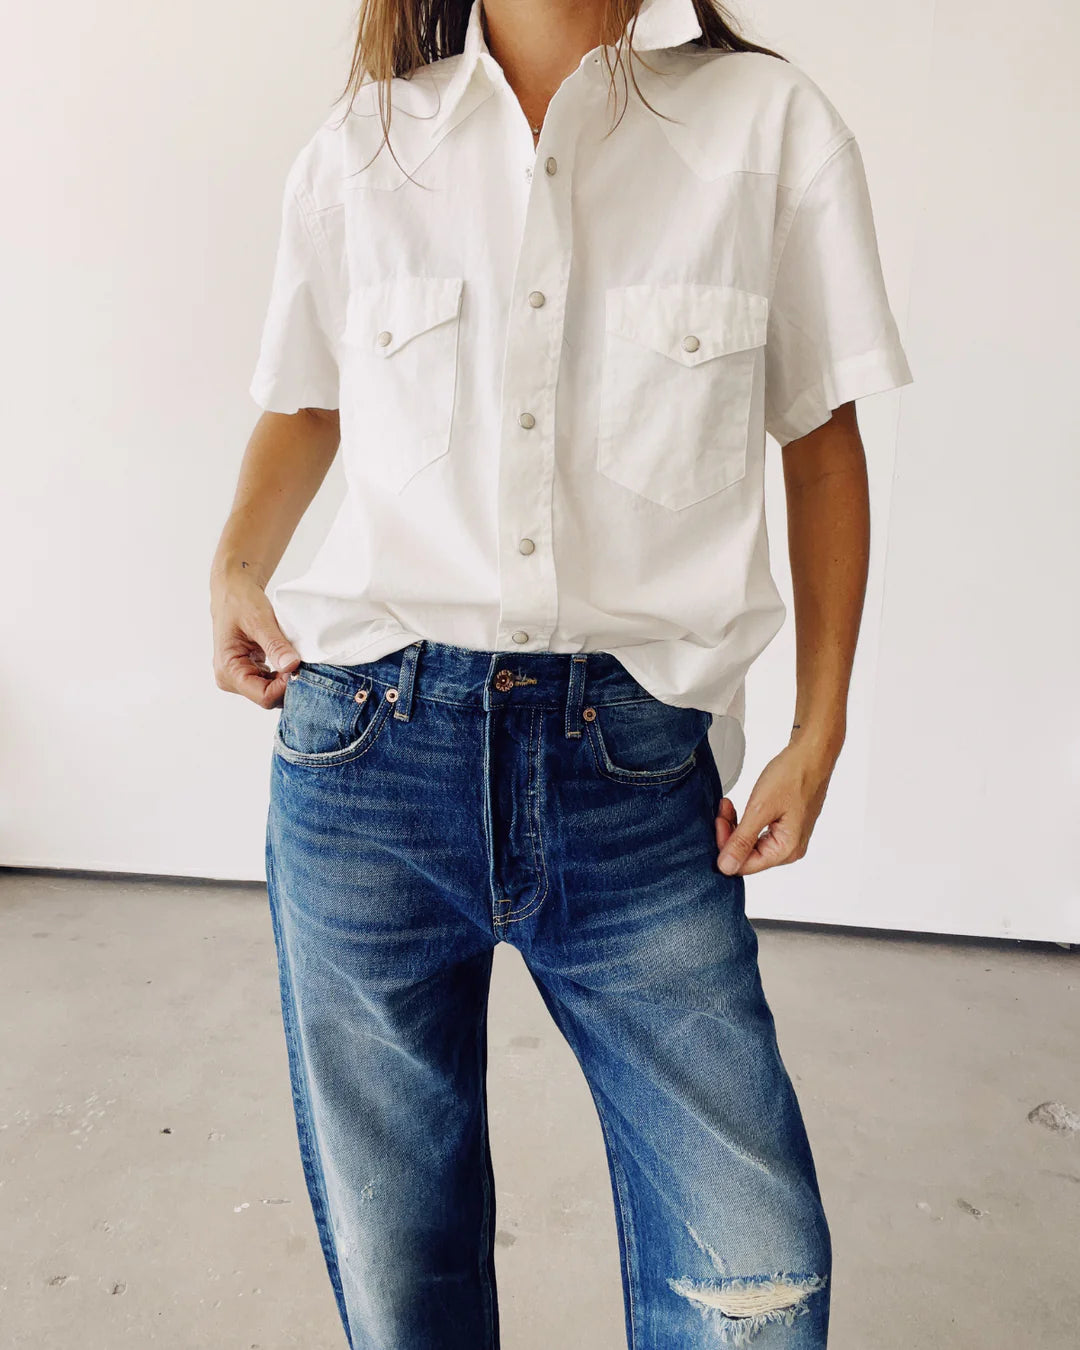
[265,640,831,1349]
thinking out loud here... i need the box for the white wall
[744,0,1080,942]
[1,1,355,879]
[2,2,1076,941]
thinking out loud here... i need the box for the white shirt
[248,0,913,794]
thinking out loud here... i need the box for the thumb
[250,612,301,674]
[717,805,770,876]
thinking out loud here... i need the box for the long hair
[334,1,786,151]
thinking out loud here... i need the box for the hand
[211,568,300,708]
[714,740,839,876]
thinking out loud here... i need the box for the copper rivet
[354,689,368,703]
[385,688,399,702]
[582,706,597,722]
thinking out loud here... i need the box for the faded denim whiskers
[265,639,831,1349]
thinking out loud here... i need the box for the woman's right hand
[211,567,301,709]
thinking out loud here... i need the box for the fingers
[247,618,300,679]
[714,797,738,850]
[717,807,806,876]
[213,602,300,708]
[231,660,290,709]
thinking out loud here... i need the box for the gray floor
[1,870,1077,1350]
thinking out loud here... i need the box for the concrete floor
[1,869,1077,1350]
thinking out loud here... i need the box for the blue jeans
[265,640,831,1349]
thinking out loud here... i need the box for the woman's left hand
[714,741,839,876]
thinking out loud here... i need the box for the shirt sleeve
[764,133,913,447]
[248,158,341,414]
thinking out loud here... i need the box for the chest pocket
[342,276,464,493]
[596,284,769,511]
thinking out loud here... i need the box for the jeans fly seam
[481,703,501,937]
[500,706,550,925]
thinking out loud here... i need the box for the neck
[480,0,608,130]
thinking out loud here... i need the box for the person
[209,0,912,1345]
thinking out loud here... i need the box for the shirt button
[528,290,546,308]
[682,334,700,353]
[518,411,536,429]
[512,630,529,644]
[518,537,535,555]
[544,156,558,176]
[376,330,392,347]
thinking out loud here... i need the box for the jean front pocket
[596,283,768,511]
[341,276,464,493]
[274,664,395,767]
[584,697,713,786]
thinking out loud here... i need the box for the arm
[715,399,869,874]
[210,407,340,708]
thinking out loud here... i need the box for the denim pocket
[584,698,713,785]
[274,664,393,766]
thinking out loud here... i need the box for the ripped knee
[668,1272,828,1343]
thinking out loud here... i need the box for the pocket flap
[605,284,768,366]
[350,276,464,356]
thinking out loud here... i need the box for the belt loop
[564,653,589,738]
[393,640,422,721]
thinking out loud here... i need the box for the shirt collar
[428,0,704,135]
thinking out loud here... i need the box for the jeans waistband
[301,640,664,738]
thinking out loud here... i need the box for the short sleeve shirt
[248,0,914,794]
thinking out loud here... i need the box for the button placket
[495,86,580,652]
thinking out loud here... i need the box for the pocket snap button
[681,334,700,353]
[582,706,597,722]
[376,330,392,347]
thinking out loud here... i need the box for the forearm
[782,401,870,762]
[211,408,340,591]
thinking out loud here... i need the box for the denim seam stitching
[273,695,393,766]
[481,685,501,937]
[585,719,699,786]
[264,839,353,1342]
[360,677,661,713]
[501,707,551,925]
[290,668,371,695]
